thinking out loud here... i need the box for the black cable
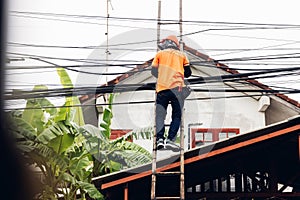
[6,52,150,65]
[4,91,299,111]
[187,66,300,85]
[8,47,300,75]
[9,42,300,54]
[7,42,157,51]
[9,13,300,49]
[5,66,300,100]
[10,10,300,27]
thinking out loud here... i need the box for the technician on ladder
[151,35,192,150]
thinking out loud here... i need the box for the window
[191,128,239,148]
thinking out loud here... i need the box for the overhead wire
[5,90,300,111]
[6,49,300,72]
[9,13,153,29]
[5,65,300,100]
[6,52,150,65]
[9,10,300,27]
[6,10,300,110]
[9,11,300,50]
[7,42,157,52]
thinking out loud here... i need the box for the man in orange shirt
[151,35,192,150]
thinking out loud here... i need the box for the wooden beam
[101,171,152,189]
[235,173,242,192]
[226,175,231,192]
[124,184,128,200]
[269,160,278,192]
[298,133,300,161]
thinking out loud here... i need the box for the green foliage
[6,68,102,199]
[79,93,151,176]
[118,126,154,141]
[22,85,57,134]
[7,110,102,200]
[56,67,85,126]
[99,94,114,139]
[8,69,152,199]
[80,124,152,176]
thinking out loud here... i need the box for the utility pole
[105,0,110,86]
[105,0,113,102]
[179,0,183,51]
[105,1,114,84]
[151,2,161,199]
[157,0,161,51]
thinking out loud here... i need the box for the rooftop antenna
[105,0,113,86]
[157,0,161,52]
[179,0,183,51]
[104,0,113,102]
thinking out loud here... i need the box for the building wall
[104,86,266,151]
[95,66,299,151]
[111,90,155,130]
[185,93,266,134]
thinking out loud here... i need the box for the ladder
[151,112,185,200]
[152,0,185,198]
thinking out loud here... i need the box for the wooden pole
[157,0,161,51]
[151,2,161,199]
[179,0,183,51]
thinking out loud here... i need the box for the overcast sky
[5,0,300,107]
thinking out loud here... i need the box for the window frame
[190,128,240,148]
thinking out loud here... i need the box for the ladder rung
[156,171,181,176]
[156,197,181,199]
[158,22,180,25]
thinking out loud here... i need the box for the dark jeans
[155,88,184,142]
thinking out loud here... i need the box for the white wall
[184,92,265,134]
[98,67,267,152]
[106,88,266,152]
[111,90,155,129]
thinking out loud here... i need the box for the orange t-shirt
[152,49,189,93]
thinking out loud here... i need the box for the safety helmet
[165,35,179,47]
[158,35,180,50]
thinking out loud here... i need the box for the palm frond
[114,126,154,142]
[7,114,37,140]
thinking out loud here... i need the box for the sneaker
[165,138,179,150]
[156,138,165,150]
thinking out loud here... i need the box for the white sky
[5,0,300,107]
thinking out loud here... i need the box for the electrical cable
[5,11,300,111]
[7,50,300,75]
[4,90,300,111]
[10,10,300,27]
[6,52,150,65]
[7,42,157,52]
[4,66,300,100]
